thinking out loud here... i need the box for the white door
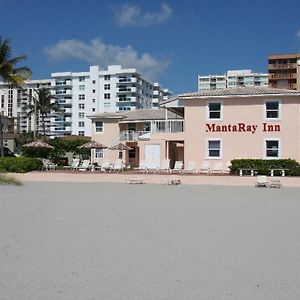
[144,144,160,169]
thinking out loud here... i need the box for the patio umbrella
[108,142,132,151]
[78,140,107,150]
[108,142,132,162]
[77,140,107,165]
[23,139,54,149]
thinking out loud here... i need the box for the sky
[0,0,300,94]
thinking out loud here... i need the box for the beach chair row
[70,158,126,172]
[138,160,231,174]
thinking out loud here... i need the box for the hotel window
[95,149,104,159]
[92,89,96,93]
[95,121,103,132]
[79,103,85,109]
[208,102,222,119]
[207,139,221,158]
[265,101,279,119]
[104,93,110,99]
[78,112,85,118]
[79,85,85,91]
[78,121,84,127]
[92,80,96,84]
[104,102,110,108]
[104,84,110,90]
[104,75,110,80]
[92,108,95,112]
[79,94,85,100]
[79,77,85,82]
[265,139,280,158]
[78,131,85,136]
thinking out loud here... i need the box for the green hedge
[230,159,300,176]
[0,157,43,173]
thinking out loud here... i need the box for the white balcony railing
[119,121,184,141]
[120,131,150,142]
[151,120,184,133]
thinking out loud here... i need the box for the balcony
[117,87,137,93]
[119,121,184,141]
[269,73,297,80]
[55,89,72,96]
[53,81,72,88]
[120,130,151,142]
[117,96,137,103]
[152,120,184,133]
[268,63,297,70]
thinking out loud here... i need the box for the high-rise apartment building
[1,65,171,138]
[268,53,300,90]
[0,79,53,135]
[198,70,268,91]
[51,65,170,137]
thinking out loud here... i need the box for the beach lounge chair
[78,159,91,171]
[125,177,145,184]
[211,162,223,174]
[255,175,268,188]
[100,160,112,172]
[138,160,148,173]
[199,161,210,174]
[171,161,183,173]
[184,161,197,173]
[112,159,125,172]
[160,159,170,173]
[161,176,182,185]
[42,159,57,171]
[269,179,282,188]
[71,158,80,170]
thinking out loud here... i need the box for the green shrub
[0,157,43,173]
[230,159,300,176]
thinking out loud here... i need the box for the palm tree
[23,87,60,138]
[0,36,31,157]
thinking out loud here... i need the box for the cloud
[43,38,170,80]
[114,3,172,27]
[296,29,300,38]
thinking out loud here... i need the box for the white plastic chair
[171,161,183,173]
[78,160,91,171]
[160,159,170,173]
[184,161,197,173]
[212,162,223,174]
[255,175,268,188]
[200,161,210,173]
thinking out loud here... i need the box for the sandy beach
[1,177,300,299]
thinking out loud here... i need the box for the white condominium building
[0,65,170,138]
[0,79,53,135]
[198,69,268,91]
[51,65,170,137]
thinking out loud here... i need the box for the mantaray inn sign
[206,123,280,134]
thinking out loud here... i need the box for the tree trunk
[42,114,46,139]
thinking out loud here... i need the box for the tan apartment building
[90,87,300,171]
[268,53,300,90]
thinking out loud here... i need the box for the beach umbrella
[108,142,132,162]
[23,139,54,149]
[77,140,107,164]
[77,140,107,150]
[108,142,132,151]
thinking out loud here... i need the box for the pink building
[90,87,300,171]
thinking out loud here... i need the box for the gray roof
[89,108,182,122]
[162,86,300,105]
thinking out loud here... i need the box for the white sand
[1,182,300,299]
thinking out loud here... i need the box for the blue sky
[1,0,300,94]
